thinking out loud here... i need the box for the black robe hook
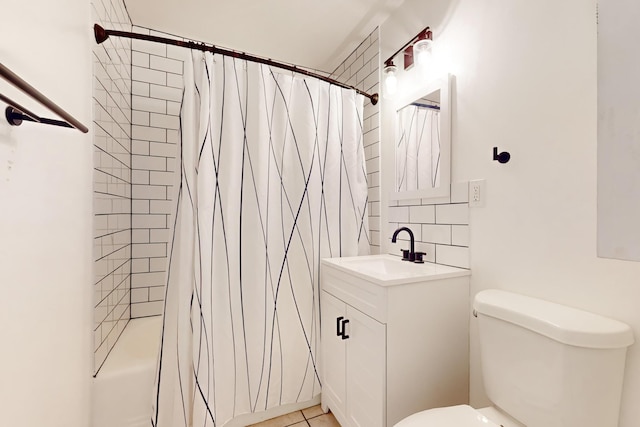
[493,147,510,164]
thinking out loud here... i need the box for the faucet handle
[413,252,426,263]
[400,249,410,261]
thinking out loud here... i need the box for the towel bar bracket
[5,106,22,126]
[5,106,73,130]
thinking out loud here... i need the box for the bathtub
[92,316,162,427]
[91,315,320,427]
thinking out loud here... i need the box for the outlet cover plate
[469,179,486,207]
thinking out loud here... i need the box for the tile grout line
[299,409,311,426]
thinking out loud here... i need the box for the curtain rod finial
[371,93,379,105]
[94,24,109,44]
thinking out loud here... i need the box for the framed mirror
[391,74,451,200]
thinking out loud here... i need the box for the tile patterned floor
[248,404,340,427]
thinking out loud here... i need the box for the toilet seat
[393,405,502,427]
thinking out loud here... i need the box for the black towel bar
[0,62,88,133]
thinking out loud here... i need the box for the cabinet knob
[337,316,344,337]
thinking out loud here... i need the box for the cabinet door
[345,306,386,427]
[321,291,347,421]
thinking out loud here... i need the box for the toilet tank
[473,290,634,427]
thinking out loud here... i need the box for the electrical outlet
[469,179,485,207]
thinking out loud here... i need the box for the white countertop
[322,254,470,286]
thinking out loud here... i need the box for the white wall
[597,0,640,262]
[0,0,93,425]
[380,1,640,426]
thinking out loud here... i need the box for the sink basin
[322,254,469,286]
[341,257,425,276]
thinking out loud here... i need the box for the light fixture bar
[384,27,432,67]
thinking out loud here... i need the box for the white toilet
[395,289,634,427]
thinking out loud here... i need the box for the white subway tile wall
[435,203,470,225]
[330,28,381,253]
[409,205,436,224]
[91,0,132,373]
[389,185,470,269]
[452,225,470,247]
[130,26,183,318]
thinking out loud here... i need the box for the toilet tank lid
[473,290,634,349]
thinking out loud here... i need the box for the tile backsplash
[389,182,470,269]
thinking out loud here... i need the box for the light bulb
[384,64,397,96]
[413,38,432,67]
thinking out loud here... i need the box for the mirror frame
[390,73,452,200]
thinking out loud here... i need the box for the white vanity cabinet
[322,291,386,427]
[320,255,470,427]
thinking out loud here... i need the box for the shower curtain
[151,51,370,427]
[395,105,440,192]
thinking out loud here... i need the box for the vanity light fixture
[383,27,433,95]
[384,62,398,96]
[413,36,433,67]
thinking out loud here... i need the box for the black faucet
[391,227,425,263]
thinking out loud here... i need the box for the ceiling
[124,0,405,73]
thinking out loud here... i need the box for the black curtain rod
[94,24,379,106]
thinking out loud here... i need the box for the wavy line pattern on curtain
[151,51,370,427]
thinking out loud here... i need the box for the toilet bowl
[394,290,634,427]
[394,405,523,427]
